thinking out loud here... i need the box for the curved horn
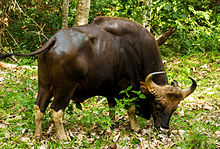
[145,71,166,95]
[182,76,197,98]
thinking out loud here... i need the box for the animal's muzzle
[153,113,171,130]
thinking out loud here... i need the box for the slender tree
[141,0,176,45]
[75,0,91,26]
[0,0,17,61]
[62,0,69,28]
[142,0,152,32]
[0,0,7,52]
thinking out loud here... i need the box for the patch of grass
[0,51,219,148]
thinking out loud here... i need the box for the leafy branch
[14,0,48,40]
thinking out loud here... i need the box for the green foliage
[66,97,115,131]
[90,0,146,23]
[2,0,219,61]
[118,85,146,107]
[5,0,61,54]
[179,125,217,148]
[151,0,219,55]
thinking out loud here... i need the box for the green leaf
[126,85,132,91]
[102,124,108,130]
[164,3,171,11]
[132,90,141,95]
[203,12,210,21]
[139,94,146,99]
[119,90,126,94]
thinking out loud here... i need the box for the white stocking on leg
[50,109,69,140]
[128,105,140,132]
[34,105,44,139]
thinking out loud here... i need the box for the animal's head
[140,72,197,130]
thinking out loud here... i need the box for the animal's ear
[171,80,178,87]
[140,81,148,94]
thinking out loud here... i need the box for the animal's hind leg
[34,105,44,139]
[34,86,52,139]
[50,88,75,140]
[50,109,69,140]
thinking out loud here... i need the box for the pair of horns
[145,72,197,98]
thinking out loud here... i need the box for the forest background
[0,0,219,63]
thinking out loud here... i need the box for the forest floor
[0,51,219,148]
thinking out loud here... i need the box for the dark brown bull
[0,16,196,140]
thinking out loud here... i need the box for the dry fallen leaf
[178,130,186,137]
[0,124,7,129]
[171,130,178,134]
[186,96,195,102]
[203,105,213,111]
[77,115,83,120]
[113,131,120,142]
[4,132,10,138]
[20,137,30,142]
[21,128,29,134]
[38,145,47,149]
[109,144,117,149]
[213,131,220,139]
[179,110,185,116]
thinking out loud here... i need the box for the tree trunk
[75,0,90,26]
[0,0,6,53]
[62,0,69,28]
[142,0,152,32]
[156,27,176,46]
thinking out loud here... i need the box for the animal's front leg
[50,109,69,140]
[128,105,140,132]
[34,105,44,139]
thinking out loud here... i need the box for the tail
[0,35,56,60]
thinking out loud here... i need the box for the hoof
[35,133,42,140]
[56,131,70,141]
[58,134,70,141]
[131,126,140,133]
